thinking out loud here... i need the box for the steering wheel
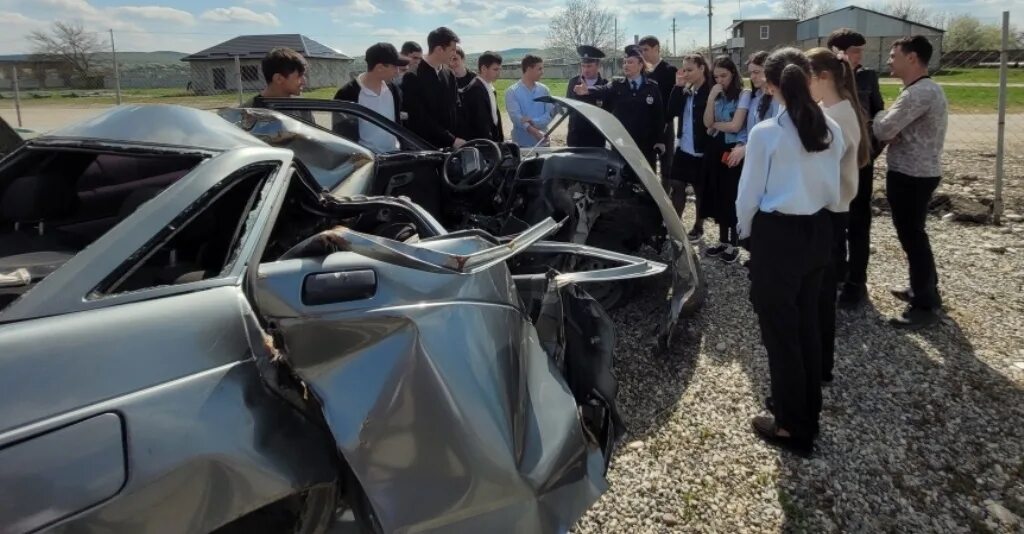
[442,139,503,192]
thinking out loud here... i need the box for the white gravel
[575,157,1024,533]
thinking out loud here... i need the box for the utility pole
[671,18,678,56]
[614,18,618,53]
[110,29,121,105]
[707,0,713,57]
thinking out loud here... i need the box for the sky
[0,0,1011,56]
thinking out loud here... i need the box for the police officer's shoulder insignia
[646,95,654,105]
[612,76,626,83]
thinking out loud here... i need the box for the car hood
[537,95,689,245]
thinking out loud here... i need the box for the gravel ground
[574,160,1024,533]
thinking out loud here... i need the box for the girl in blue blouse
[702,56,750,264]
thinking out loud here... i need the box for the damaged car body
[223,95,705,351]
[0,105,656,533]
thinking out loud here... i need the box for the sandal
[751,415,813,458]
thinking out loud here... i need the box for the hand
[709,84,723,98]
[453,137,466,149]
[727,145,746,167]
[521,116,533,125]
[654,143,666,155]
[528,126,545,142]
[675,71,686,87]
[573,82,589,96]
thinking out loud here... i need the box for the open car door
[250,201,634,532]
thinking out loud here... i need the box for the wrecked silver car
[0,104,655,533]
[225,96,705,351]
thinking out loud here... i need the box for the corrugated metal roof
[182,34,351,61]
[798,5,945,34]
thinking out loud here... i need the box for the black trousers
[886,171,942,309]
[669,149,705,217]
[820,211,847,382]
[708,140,740,244]
[658,127,675,180]
[750,210,832,440]
[843,161,875,288]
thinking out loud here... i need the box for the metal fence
[0,15,1019,222]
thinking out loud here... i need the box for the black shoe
[705,244,727,257]
[751,416,813,458]
[822,372,834,384]
[687,226,704,244]
[890,286,913,303]
[890,306,940,330]
[837,284,868,310]
[721,248,740,263]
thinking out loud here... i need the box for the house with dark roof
[797,6,944,71]
[181,34,353,94]
[724,18,798,65]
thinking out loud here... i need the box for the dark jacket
[582,76,664,157]
[331,78,402,143]
[649,60,678,137]
[457,76,504,142]
[402,60,460,148]
[855,67,884,158]
[566,74,609,148]
[667,82,712,155]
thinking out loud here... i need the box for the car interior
[0,150,203,310]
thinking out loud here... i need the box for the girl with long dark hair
[702,56,750,263]
[735,48,845,457]
[723,52,780,192]
[666,54,714,239]
[807,47,871,384]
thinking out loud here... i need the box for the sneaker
[889,306,940,330]
[837,283,868,310]
[889,286,913,303]
[687,227,703,244]
[721,247,740,263]
[705,244,727,257]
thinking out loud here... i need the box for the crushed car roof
[43,105,267,152]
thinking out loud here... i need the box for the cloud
[453,17,484,28]
[403,0,460,13]
[244,0,276,5]
[111,6,196,26]
[200,6,280,26]
[342,0,383,17]
[36,0,100,16]
[495,5,560,20]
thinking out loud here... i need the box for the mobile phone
[721,150,732,164]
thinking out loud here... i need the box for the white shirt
[736,111,845,239]
[822,99,862,213]
[356,74,399,153]
[483,79,498,125]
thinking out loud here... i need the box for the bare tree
[870,0,932,25]
[545,0,624,59]
[28,21,106,80]
[780,0,835,20]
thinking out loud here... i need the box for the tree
[545,0,624,60]
[28,21,106,81]
[780,0,835,20]
[870,0,932,25]
[944,14,1023,51]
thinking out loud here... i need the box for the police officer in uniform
[574,44,666,167]
[566,45,609,148]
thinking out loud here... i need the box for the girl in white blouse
[807,47,872,386]
[736,48,845,457]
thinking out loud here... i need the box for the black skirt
[705,135,742,226]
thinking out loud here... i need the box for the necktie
[631,81,638,92]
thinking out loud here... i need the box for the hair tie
[831,46,847,62]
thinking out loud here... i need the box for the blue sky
[0,0,1010,56]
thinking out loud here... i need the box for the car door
[250,210,619,533]
[0,147,336,533]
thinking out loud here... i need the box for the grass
[1,71,1020,114]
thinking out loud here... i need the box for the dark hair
[401,41,422,55]
[455,46,465,60]
[764,48,831,153]
[638,35,660,48]
[826,28,866,51]
[807,47,871,167]
[261,47,306,84]
[747,51,772,122]
[478,51,503,70]
[892,35,934,65]
[712,55,743,101]
[427,27,459,53]
[681,54,712,90]
[521,54,543,72]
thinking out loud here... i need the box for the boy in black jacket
[827,28,885,308]
[333,42,407,152]
[456,51,504,142]
[640,36,678,179]
[401,27,465,149]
